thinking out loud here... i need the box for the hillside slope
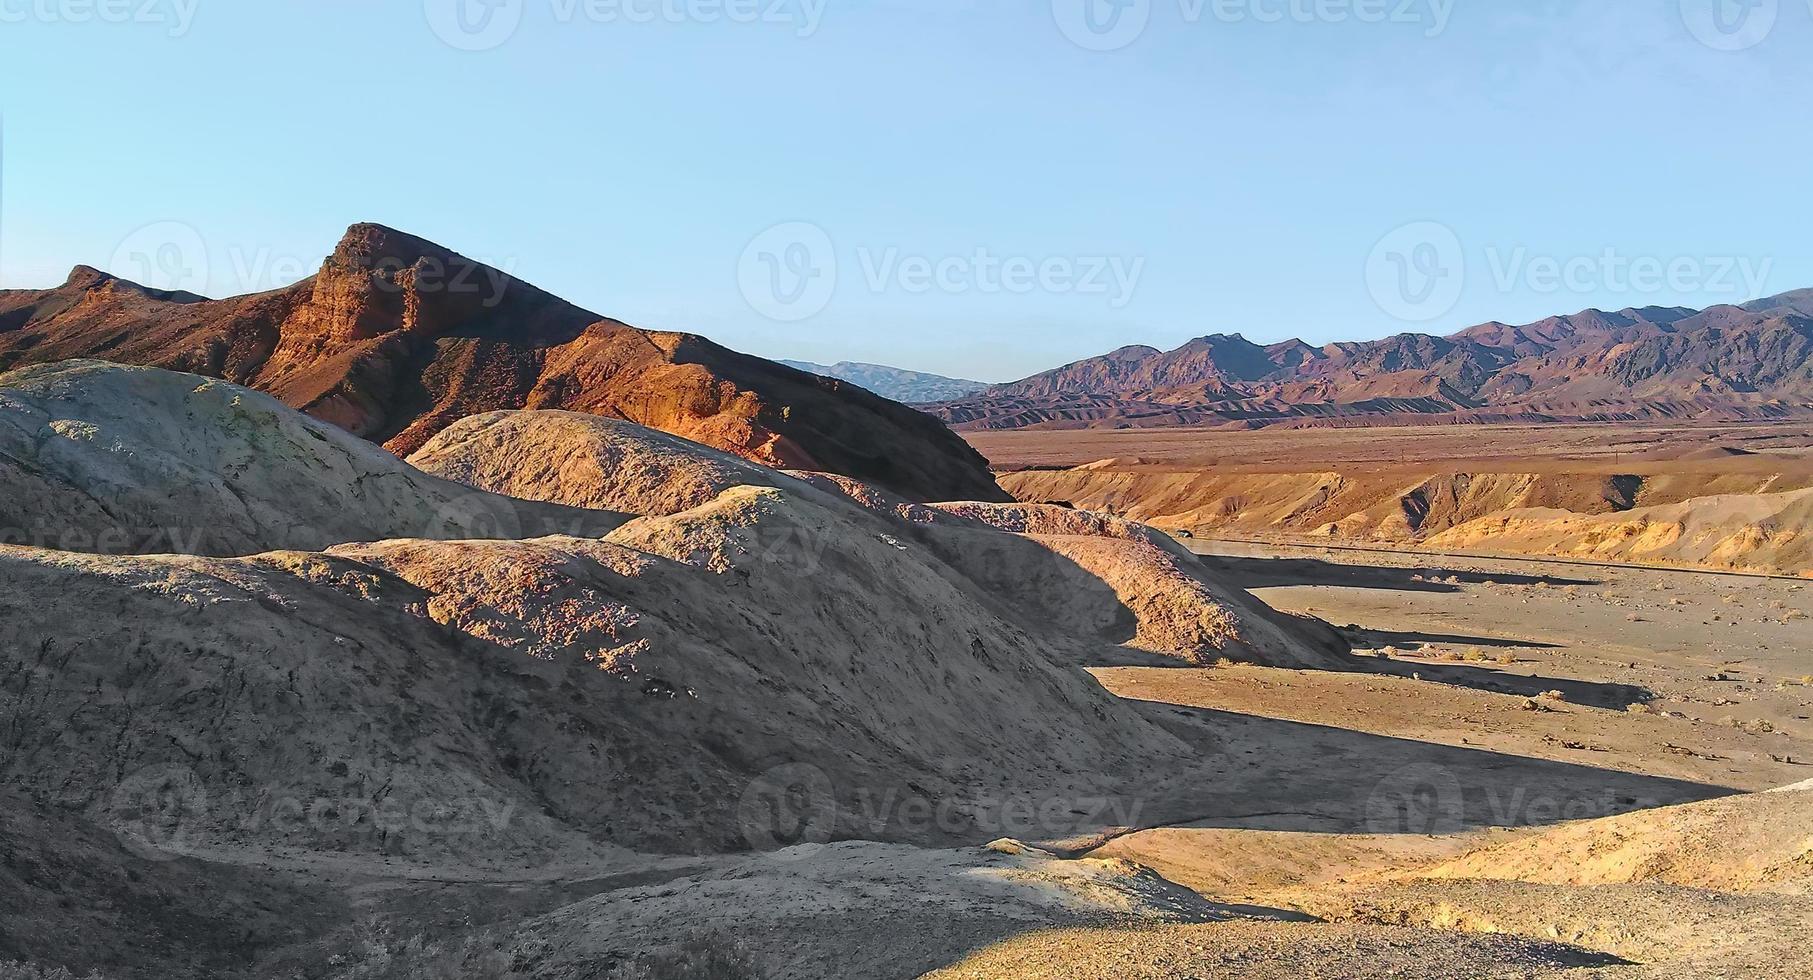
[0,223,1004,502]
[413,409,1347,668]
[0,360,619,556]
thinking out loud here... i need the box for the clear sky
[2,1,1808,382]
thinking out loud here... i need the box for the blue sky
[2,0,1809,381]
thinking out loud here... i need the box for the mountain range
[934,291,1813,431]
[779,359,988,404]
[0,223,1004,502]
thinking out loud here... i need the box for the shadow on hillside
[1360,659,1654,707]
[1197,553,1600,593]
[1118,700,1730,837]
[1343,626,1563,651]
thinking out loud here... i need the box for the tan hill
[0,489,1182,864]
[0,223,1004,503]
[1425,486,1813,576]
[1284,785,1813,977]
[410,408,1346,668]
[936,296,1813,431]
[0,360,620,556]
[997,463,1813,567]
[408,409,796,516]
[1416,781,1813,895]
[984,422,1813,574]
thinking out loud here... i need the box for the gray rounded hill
[0,360,622,556]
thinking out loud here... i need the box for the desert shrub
[610,933,768,980]
[1495,653,1517,666]
[1538,690,1566,702]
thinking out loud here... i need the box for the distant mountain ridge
[780,359,988,404]
[935,292,1813,431]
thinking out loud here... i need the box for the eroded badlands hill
[0,224,1004,502]
[412,409,1347,668]
[0,360,620,556]
[0,363,1341,877]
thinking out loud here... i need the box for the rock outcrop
[0,224,1005,503]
